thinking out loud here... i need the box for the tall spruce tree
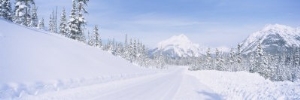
[14,0,35,26]
[0,0,12,21]
[92,25,100,47]
[38,17,44,30]
[59,8,68,36]
[29,5,38,27]
[68,0,80,40]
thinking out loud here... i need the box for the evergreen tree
[0,0,12,21]
[14,0,35,26]
[249,53,255,73]
[229,48,236,71]
[255,43,270,79]
[215,48,221,70]
[76,0,89,41]
[236,44,242,70]
[49,12,54,32]
[68,0,81,40]
[38,17,44,30]
[59,8,68,36]
[91,25,101,47]
[205,48,212,70]
[29,5,38,27]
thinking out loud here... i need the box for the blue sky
[34,0,300,48]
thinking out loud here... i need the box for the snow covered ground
[1,19,300,100]
[0,19,155,99]
[20,67,221,100]
[187,70,300,100]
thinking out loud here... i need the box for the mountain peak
[240,24,300,54]
[151,34,203,58]
[157,34,194,49]
[261,24,294,32]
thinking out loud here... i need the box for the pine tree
[76,0,89,41]
[255,43,270,79]
[128,38,134,62]
[38,17,44,30]
[0,0,12,21]
[229,48,236,71]
[14,0,35,26]
[215,48,221,70]
[59,8,68,36]
[29,5,38,27]
[92,25,101,47]
[205,48,212,70]
[236,44,242,71]
[49,12,54,32]
[249,53,255,73]
[68,0,80,40]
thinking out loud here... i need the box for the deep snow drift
[187,70,300,100]
[0,20,154,99]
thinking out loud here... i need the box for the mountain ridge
[150,34,205,58]
[240,24,300,54]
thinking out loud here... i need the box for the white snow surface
[0,20,155,98]
[1,20,300,100]
[21,67,221,100]
[153,34,204,57]
[187,70,300,100]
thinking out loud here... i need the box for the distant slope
[150,34,205,58]
[240,24,300,54]
[0,19,150,83]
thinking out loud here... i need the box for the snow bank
[187,70,300,100]
[0,20,155,99]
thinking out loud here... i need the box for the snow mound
[187,70,300,100]
[151,34,204,58]
[0,20,154,99]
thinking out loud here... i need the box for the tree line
[187,43,300,82]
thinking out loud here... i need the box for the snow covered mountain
[240,24,300,54]
[150,34,204,58]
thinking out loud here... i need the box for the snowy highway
[22,67,221,100]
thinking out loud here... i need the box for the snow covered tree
[254,43,270,79]
[0,0,12,21]
[249,53,255,73]
[38,17,44,30]
[229,48,236,71]
[90,25,101,47]
[215,48,221,70]
[29,5,38,27]
[236,44,243,70]
[49,12,54,32]
[205,48,212,70]
[59,8,68,36]
[14,0,35,26]
[68,0,81,40]
[76,0,89,41]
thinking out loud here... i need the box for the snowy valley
[0,18,300,100]
[1,0,300,100]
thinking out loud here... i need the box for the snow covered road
[21,67,221,100]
